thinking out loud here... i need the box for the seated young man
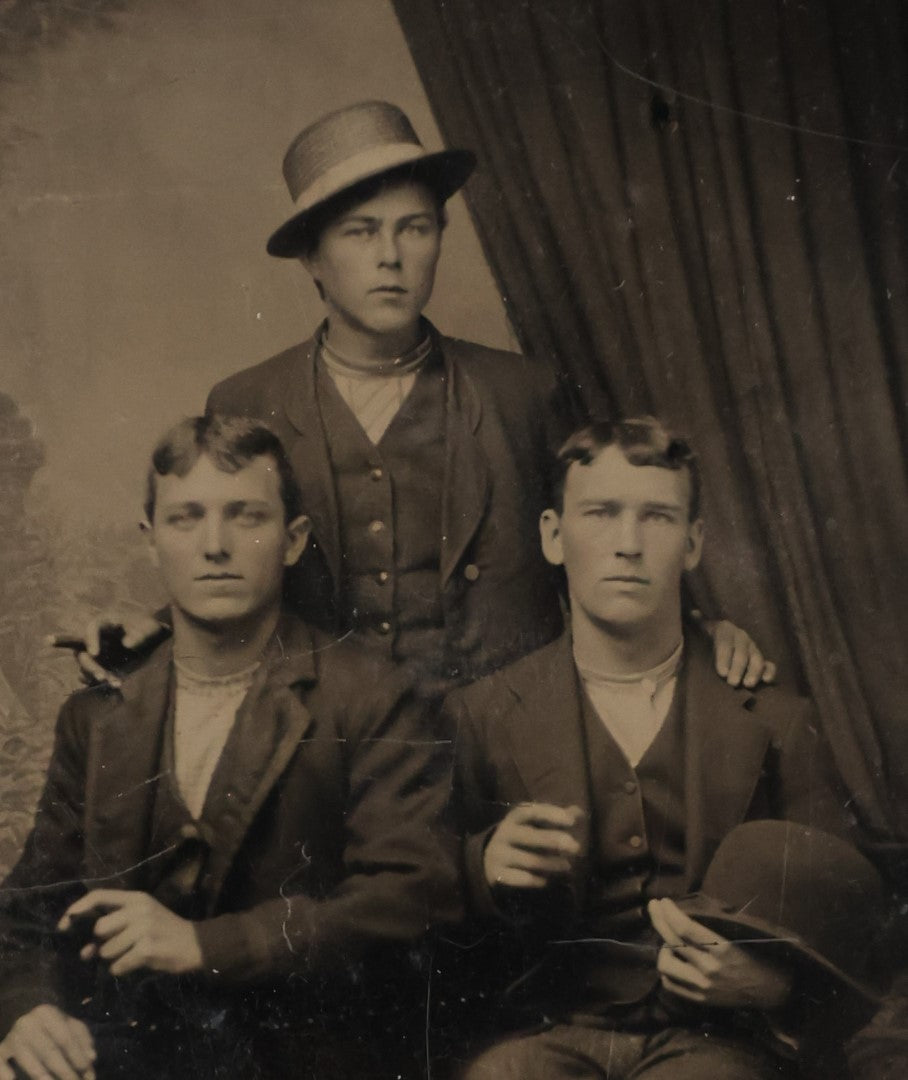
[447,418,865,1079]
[0,416,459,1080]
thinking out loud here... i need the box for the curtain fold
[393,0,908,843]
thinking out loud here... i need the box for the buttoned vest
[573,675,688,1008]
[317,356,446,668]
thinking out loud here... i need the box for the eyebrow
[160,498,272,512]
[338,211,436,226]
[642,501,684,512]
[224,499,272,512]
[575,498,685,512]
[161,500,204,513]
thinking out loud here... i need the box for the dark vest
[571,674,688,1008]
[316,357,447,670]
[143,693,218,920]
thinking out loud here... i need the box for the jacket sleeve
[770,696,854,839]
[524,357,583,518]
[0,696,91,1035]
[192,675,461,982]
[541,360,585,458]
[205,365,271,419]
[445,689,513,922]
[205,376,242,417]
[760,695,872,1042]
[205,354,289,420]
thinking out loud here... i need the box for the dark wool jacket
[0,616,460,1036]
[445,629,852,1044]
[206,321,574,684]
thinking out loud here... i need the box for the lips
[195,574,243,581]
[603,576,649,585]
[370,285,406,294]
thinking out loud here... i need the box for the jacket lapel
[682,634,771,889]
[200,619,318,901]
[83,645,173,888]
[439,334,491,585]
[281,332,342,583]
[281,324,492,590]
[499,635,592,866]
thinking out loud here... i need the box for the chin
[368,319,417,339]
[593,593,647,615]
[181,599,256,627]
[363,305,421,332]
[590,601,652,630]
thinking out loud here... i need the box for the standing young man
[448,418,870,1078]
[207,100,576,689]
[0,416,457,1079]
[74,102,772,693]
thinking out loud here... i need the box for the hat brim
[266,148,476,258]
[680,896,884,1010]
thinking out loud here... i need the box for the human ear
[539,508,565,568]
[684,519,704,572]
[283,515,311,567]
[297,253,325,299]
[140,519,160,568]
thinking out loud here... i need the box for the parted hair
[551,417,701,520]
[144,414,304,523]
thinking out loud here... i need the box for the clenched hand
[484,802,584,889]
[59,890,203,978]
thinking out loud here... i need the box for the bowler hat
[679,820,887,1016]
[266,101,476,258]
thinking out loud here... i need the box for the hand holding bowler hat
[650,820,887,1033]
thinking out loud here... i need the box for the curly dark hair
[551,417,700,520]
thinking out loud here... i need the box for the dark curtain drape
[392,0,908,845]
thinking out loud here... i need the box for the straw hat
[266,101,476,257]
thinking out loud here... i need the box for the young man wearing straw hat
[71,101,771,694]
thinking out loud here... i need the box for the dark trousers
[459,1021,794,1080]
[63,963,429,1079]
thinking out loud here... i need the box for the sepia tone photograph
[0,0,906,1076]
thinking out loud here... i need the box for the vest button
[370,467,383,481]
[377,571,390,584]
[628,834,643,849]
[378,621,392,635]
[463,563,480,582]
[368,519,385,534]
[623,780,637,795]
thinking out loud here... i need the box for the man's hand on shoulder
[484,803,584,889]
[59,890,202,978]
[0,1004,95,1080]
[649,897,792,1011]
[48,609,170,689]
[697,616,777,689]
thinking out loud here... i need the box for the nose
[377,227,401,268]
[615,511,643,559]
[202,515,230,562]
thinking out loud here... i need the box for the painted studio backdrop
[2,0,908,889]
[0,0,510,872]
